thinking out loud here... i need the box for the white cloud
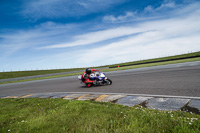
[103,12,137,23]
[75,6,200,66]
[145,1,176,12]
[34,6,200,68]
[103,1,177,23]
[76,33,200,67]
[41,1,200,49]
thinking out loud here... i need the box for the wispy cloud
[21,0,126,19]
[103,1,177,23]
[40,26,150,49]
[144,1,176,13]
[103,12,137,23]
[0,21,84,58]
[4,1,199,56]
[41,1,200,49]
[32,1,200,68]
[75,2,200,65]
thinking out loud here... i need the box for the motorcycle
[78,72,112,87]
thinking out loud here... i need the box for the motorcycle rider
[81,68,100,87]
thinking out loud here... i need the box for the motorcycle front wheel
[105,78,112,85]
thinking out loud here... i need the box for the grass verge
[0,98,200,133]
[0,72,83,85]
[0,68,84,80]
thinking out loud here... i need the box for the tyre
[106,78,112,85]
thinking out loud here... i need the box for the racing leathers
[81,69,99,86]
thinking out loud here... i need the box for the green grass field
[0,98,199,133]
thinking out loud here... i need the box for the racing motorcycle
[78,72,112,87]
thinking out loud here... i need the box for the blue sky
[0,0,200,71]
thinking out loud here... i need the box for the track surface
[0,62,200,97]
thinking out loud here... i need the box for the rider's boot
[87,84,91,87]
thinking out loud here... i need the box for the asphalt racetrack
[0,62,200,97]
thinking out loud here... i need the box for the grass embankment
[0,98,199,133]
[103,57,200,72]
[108,51,200,68]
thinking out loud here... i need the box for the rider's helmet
[86,68,91,74]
